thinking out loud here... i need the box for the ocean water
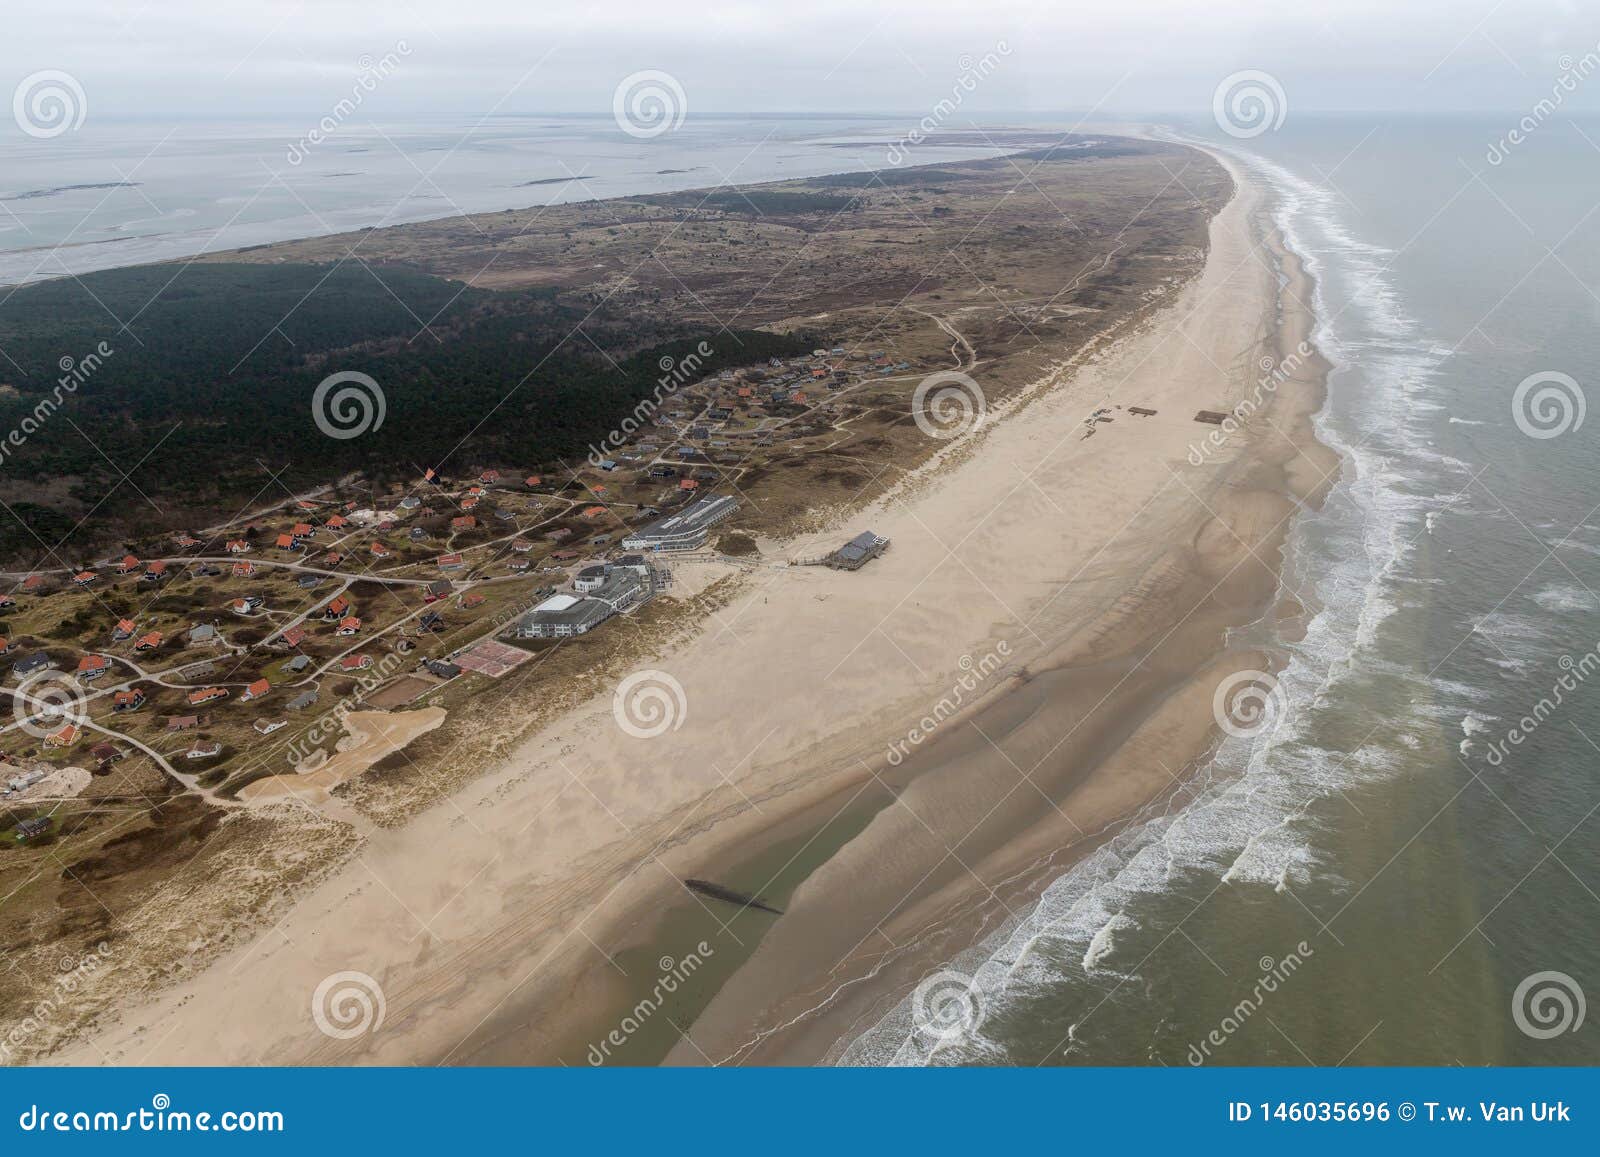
[0,114,1005,286]
[842,114,1600,1066]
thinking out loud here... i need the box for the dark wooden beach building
[826,531,890,571]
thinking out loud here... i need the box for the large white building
[622,494,738,552]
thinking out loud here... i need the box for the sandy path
[56,143,1320,1067]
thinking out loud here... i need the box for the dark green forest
[0,262,809,559]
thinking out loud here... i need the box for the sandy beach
[52,141,1337,1068]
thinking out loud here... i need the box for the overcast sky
[11,0,1600,122]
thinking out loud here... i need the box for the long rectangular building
[622,494,738,552]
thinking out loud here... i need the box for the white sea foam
[1531,584,1600,613]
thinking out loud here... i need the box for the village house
[291,523,314,540]
[451,515,476,531]
[370,541,393,559]
[254,718,287,735]
[275,533,297,551]
[322,596,351,621]
[144,560,168,581]
[479,469,501,484]
[13,653,51,678]
[240,678,270,702]
[90,742,121,768]
[45,724,78,748]
[460,496,481,511]
[339,654,373,671]
[286,690,317,711]
[231,561,256,578]
[187,740,222,760]
[188,687,228,706]
[117,555,141,575]
[21,575,43,593]
[279,625,306,649]
[226,539,250,554]
[231,596,265,616]
[113,688,146,712]
[135,631,162,652]
[436,554,464,571]
[336,616,362,636]
[326,514,348,530]
[76,654,111,681]
[424,580,453,602]
[72,571,96,587]
[112,618,136,643]
[165,715,201,732]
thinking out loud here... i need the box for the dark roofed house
[287,690,318,711]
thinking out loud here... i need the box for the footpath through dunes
[48,136,1247,1067]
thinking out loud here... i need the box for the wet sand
[56,141,1336,1069]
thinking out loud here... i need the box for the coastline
[48,139,1338,1068]
[656,144,1339,1066]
